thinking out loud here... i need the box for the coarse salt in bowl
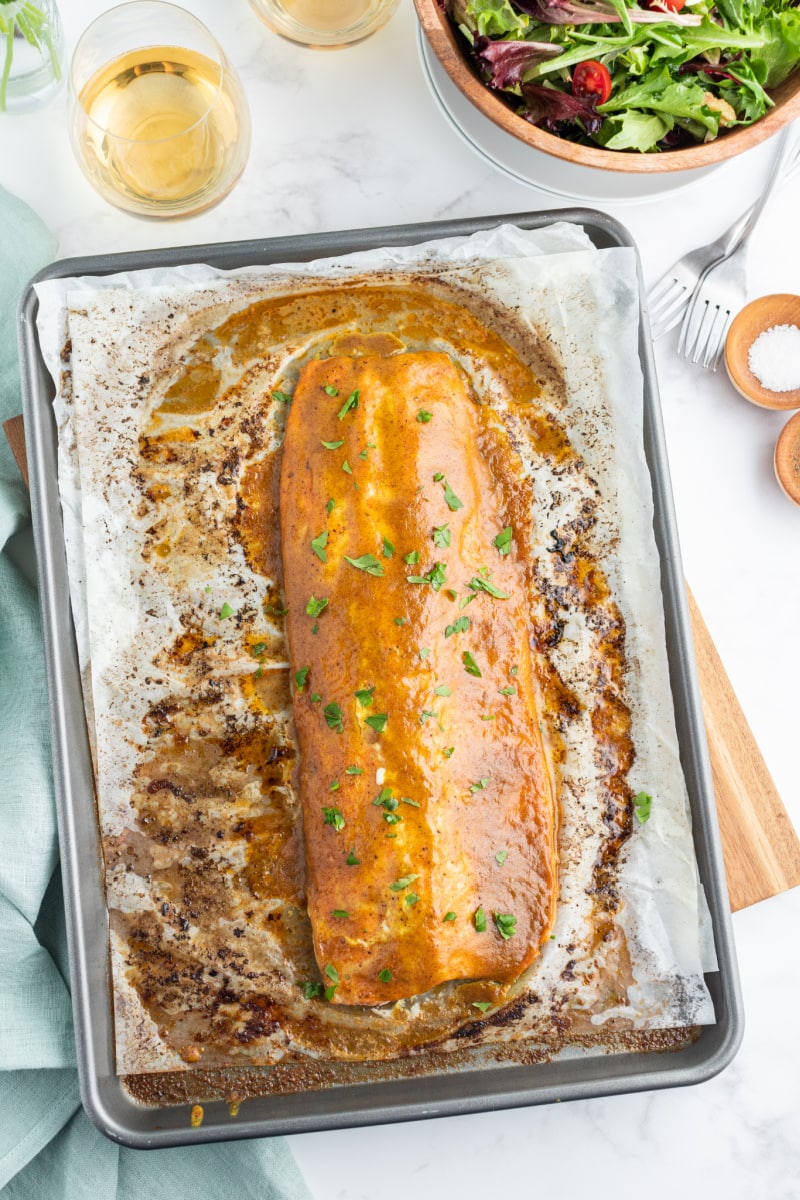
[725,295,800,411]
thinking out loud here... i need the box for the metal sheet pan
[17,208,743,1149]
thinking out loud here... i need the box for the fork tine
[692,302,720,364]
[678,290,705,358]
[705,311,732,372]
[648,274,678,308]
[650,288,690,338]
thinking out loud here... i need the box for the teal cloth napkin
[0,187,313,1199]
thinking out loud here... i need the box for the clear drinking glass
[249,0,400,49]
[0,0,64,112]
[69,2,251,218]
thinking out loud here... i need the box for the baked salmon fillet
[280,350,557,1005]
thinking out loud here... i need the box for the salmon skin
[280,351,557,1006]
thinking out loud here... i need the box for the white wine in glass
[70,4,250,218]
[250,0,399,48]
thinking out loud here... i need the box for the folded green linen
[0,186,312,1200]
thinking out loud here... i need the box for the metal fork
[648,133,800,342]
[678,129,798,370]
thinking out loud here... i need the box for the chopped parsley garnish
[311,530,329,562]
[321,439,345,450]
[633,791,652,823]
[252,642,267,656]
[498,686,516,696]
[493,527,513,555]
[372,787,395,808]
[325,964,339,983]
[382,536,395,558]
[346,848,360,865]
[365,713,388,734]
[306,596,328,617]
[445,616,469,638]
[470,777,490,792]
[406,893,419,906]
[342,460,352,474]
[419,710,437,725]
[311,623,319,635]
[468,575,510,600]
[323,384,339,397]
[481,715,495,722]
[295,666,310,692]
[400,796,420,808]
[462,651,482,677]
[419,647,431,660]
[443,911,457,922]
[378,968,393,982]
[384,812,402,825]
[443,747,454,758]
[472,1001,492,1013]
[359,450,368,460]
[323,703,344,733]
[330,781,340,791]
[433,524,450,548]
[265,603,289,617]
[474,906,487,933]
[355,686,375,708]
[272,390,292,404]
[394,617,407,626]
[416,409,433,423]
[322,806,345,830]
[407,562,446,591]
[510,665,519,676]
[494,912,517,940]
[433,472,443,482]
[495,849,508,866]
[345,765,363,776]
[219,603,235,621]
[441,478,464,511]
[324,985,337,1002]
[404,550,420,565]
[303,982,323,999]
[344,554,384,576]
[434,684,451,697]
[390,875,419,892]
[311,692,321,703]
[332,909,349,919]
[337,389,360,419]
[326,498,335,515]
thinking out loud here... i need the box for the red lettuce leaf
[474,36,561,87]
[520,82,603,133]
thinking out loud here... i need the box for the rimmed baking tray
[17,208,743,1149]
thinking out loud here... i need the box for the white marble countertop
[2,2,799,1196]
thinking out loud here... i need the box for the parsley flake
[378,968,393,982]
[344,554,384,576]
[493,527,513,555]
[443,911,457,922]
[326,498,336,515]
[306,596,328,618]
[272,390,292,404]
[433,524,450,548]
[382,536,395,558]
[443,747,455,758]
[390,875,418,892]
[336,389,360,420]
[311,692,321,703]
[469,575,510,600]
[355,686,375,708]
[419,647,431,660]
[303,982,322,999]
[445,616,469,638]
[400,797,420,808]
[311,530,329,562]
[442,478,463,511]
[394,617,407,626]
[510,665,519,676]
[495,849,508,867]
[323,384,339,397]
[365,713,388,734]
[474,906,487,933]
[332,909,349,919]
[324,985,337,1002]
[295,666,310,692]
[462,651,482,677]
[405,893,419,906]
[219,603,235,621]
[494,912,517,940]
[322,806,345,830]
[416,409,433,423]
[434,684,451,697]
[419,710,437,725]
[345,765,363,776]
[470,777,490,792]
[498,686,516,696]
[634,791,652,823]
[404,550,420,565]
[321,439,345,450]
[323,702,344,733]
[325,963,339,982]
[472,1001,492,1013]
[342,460,352,474]
[252,642,267,656]
[346,848,360,865]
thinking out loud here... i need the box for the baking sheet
[18,211,743,1147]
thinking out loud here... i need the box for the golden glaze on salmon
[280,351,558,1005]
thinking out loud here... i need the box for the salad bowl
[414,0,800,172]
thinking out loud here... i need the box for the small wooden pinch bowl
[724,294,800,410]
[775,410,800,507]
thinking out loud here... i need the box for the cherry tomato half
[645,0,686,10]
[571,60,612,105]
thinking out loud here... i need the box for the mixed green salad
[449,0,800,151]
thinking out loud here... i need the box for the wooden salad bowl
[414,0,800,173]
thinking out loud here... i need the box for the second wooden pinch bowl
[413,0,800,174]
[724,295,800,410]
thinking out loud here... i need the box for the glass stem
[0,16,15,112]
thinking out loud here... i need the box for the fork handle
[722,128,796,257]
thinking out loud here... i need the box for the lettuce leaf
[594,109,674,150]
[750,10,800,88]
[464,0,529,36]
[600,67,721,135]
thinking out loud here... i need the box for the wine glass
[249,0,400,49]
[69,2,251,218]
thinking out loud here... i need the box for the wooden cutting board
[5,413,800,913]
